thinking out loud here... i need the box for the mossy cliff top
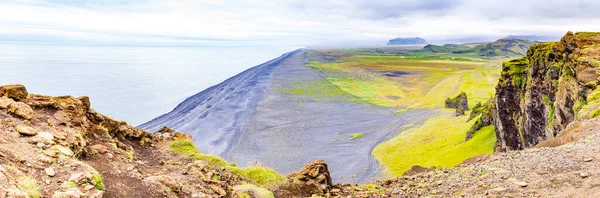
[470,31,600,151]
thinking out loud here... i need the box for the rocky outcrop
[470,32,600,151]
[292,160,332,192]
[0,84,254,197]
[0,84,28,101]
[445,92,468,116]
[275,160,333,197]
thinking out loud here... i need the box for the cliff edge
[469,31,600,151]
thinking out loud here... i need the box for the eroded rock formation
[470,32,600,151]
[445,92,469,116]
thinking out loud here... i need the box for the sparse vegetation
[125,151,134,161]
[17,176,40,198]
[62,181,77,188]
[373,114,496,176]
[233,184,275,198]
[170,140,285,186]
[92,171,104,191]
[349,133,364,140]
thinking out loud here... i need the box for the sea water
[0,42,297,125]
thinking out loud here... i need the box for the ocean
[0,42,298,125]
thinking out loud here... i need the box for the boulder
[91,144,108,154]
[36,132,55,142]
[16,125,37,136]
[8,102,34,119]
[45,167,56,177]
[0,97,15,109]
[68,171,93,185]
[291,160,332,192]
[0,84,28,101]
[77,96,91,111]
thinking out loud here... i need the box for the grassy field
[372,115,496,176]
[296,48,505,176]
[306,54,500,109]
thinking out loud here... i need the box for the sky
[0,0,599,46]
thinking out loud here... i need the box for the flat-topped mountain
[387,37,427,45]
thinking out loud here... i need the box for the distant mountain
[420,38,537,57]
[474,38,537,57]
[506,35,560,42]
[387,37,427,45]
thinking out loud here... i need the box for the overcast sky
[0,0,598,46]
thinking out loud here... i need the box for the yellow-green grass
[233,184,275,198]
[306,54,500,177]
[278,79,362,103]
[372,114,496,177]
[17,176,40,198]
[577,87,600,120]
[170,140,285,186]
[349,133,365,140]
[308,56,500,109]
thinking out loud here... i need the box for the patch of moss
[576,32,600,38]
[125,151,134,161]
[17,176,39,198]
[573,101,587,113]
[170,140,285,186]
[591,108,600,119]
[548,105,555,126]
[238,193,252,198]
[62,181,76,188]
[233,184,275,198]
[349,133,364,140]
[92,171,104,191]
[587,88,600,102]
[230,166,285,186]
[502,58,528,87]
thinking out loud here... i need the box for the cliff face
[484,32,600,151]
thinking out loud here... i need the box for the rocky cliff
[0,84,338,198]
[470,32,600,151]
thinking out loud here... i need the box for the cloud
[0,0,599,46]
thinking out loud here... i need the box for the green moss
[576,32,600,37]
[233,184,275,198]
[125,151,134,161]
[17,176,39,198]
[238,193,252,198]
[349,133,364,140]
[92,171,104,191]
[170,140,285,186]
[584,82,597,89]
[229,167,285,186]
[502,58,529,87]
[211,173,222,181]
[62,181,76,188]
[548,106,555,126]
[591,108,600,119]
[587,88,600,102]
[573,101,587,113]
[564,69,573,77]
